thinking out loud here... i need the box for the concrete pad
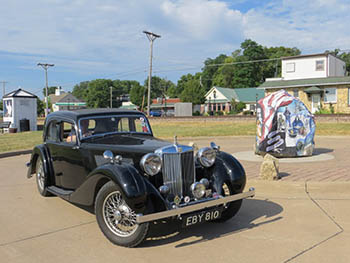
[1,145,350,263]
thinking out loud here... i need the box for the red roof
[151,98,181,104]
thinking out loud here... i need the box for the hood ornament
[174,135,178,145]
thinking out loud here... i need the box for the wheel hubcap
[102,191,139,237]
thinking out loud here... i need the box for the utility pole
[143,31,161,117]
[0,81,8,98]
[110,86,113,108]
[37,63,54,117]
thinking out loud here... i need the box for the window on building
[293,89,299,98]
[316,60,325,71]
[286,62,295,73]
[324,88,337,103]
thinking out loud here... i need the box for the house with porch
[203,87,265,114]
[259,53,350,113]
[49,87,86,112]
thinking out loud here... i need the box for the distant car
[26,109,255,247]
[150,110,162,117]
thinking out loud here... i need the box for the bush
[193,111,200,116]
[243,110,253,115]
[214,111,224,116]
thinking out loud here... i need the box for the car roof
[46,108,145,123]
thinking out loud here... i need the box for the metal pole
[45,68,48,115]
[143,31,161,117]
[110,86,113,108]
[1,81,8,98]
[37,63,54,117]
[147,40,153,116]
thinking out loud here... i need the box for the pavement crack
[0,221,95,247]
[283,181,344,263]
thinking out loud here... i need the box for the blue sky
[1,0,350,98]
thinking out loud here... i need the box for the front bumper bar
[136,187,255,224]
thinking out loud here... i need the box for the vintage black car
[27,109,255,247]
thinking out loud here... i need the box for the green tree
[130,85,145,108]
[175,73,202,97]
[0,100,2,111]
[42,86,57,97]
[37,98,45,116]
[180,78,206,105]
[72,81,89,100]
[143,76,176,99]
[85,79,114,108]
[230,99,246,114]
[201,54,228,91]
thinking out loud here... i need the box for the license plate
[182,207,222,227]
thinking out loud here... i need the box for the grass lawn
[0,121,349,153]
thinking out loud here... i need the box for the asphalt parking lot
[1,136,350,263]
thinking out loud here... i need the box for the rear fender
[27,144,53,184]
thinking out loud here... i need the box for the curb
[0,149,32,159]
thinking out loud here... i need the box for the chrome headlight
[140,153,162,176]
[197,147,216,167]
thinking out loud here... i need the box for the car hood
[84,133,173,154]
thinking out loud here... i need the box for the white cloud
[1,0,350,89]
[243,0,350,52]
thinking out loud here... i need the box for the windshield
[78,115,151,139]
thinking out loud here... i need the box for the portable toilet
[3,89,37,132]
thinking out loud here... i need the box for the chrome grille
[162,151,195,197]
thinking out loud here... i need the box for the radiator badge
[174,195,181,206]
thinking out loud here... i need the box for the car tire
[95,181,149,247]
[35,156,51,197]
[214,182,242,222]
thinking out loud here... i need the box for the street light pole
[143,31,161,117]
[0,81,8,98]
[37,63,54,117]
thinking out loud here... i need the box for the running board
[47,186,73,200]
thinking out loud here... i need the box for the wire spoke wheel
[36,159,45,191]
[102,191,139,237]
[35,157,50,196]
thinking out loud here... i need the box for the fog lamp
[191,182,206,199]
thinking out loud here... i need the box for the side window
[135,117,150,133]
[61,122,77,144]
[118,117,130,132]
[46,121,59,142]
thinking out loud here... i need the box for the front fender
[211,151,246,194]
[70,162,148,207]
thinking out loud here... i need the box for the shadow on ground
[313,148,333,155]
[141,198,283,248]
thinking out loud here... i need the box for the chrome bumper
[136,187,255,224]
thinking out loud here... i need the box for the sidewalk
[179,136,350,182]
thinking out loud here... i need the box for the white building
[3,89,37,131]
[281,53,346,80]
[260,53,350,114]
[49,87,86,111]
